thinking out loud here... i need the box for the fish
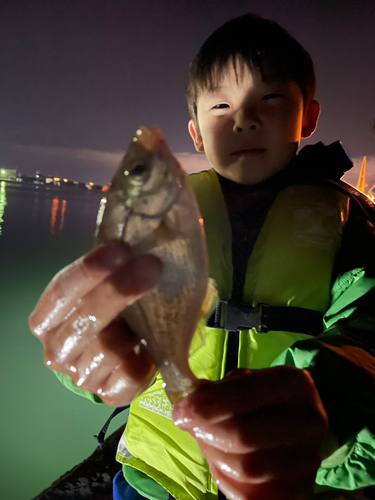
[96,126,216,403]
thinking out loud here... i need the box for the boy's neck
[217,172,280,214]
[215,153,298,193]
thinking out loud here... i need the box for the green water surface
[0,183,122,499]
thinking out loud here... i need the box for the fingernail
[173,398,191,427]
[193,428,215,443]
[216,461,240,479]
[174,416,193,427]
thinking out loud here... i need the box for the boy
[29,13,375,500]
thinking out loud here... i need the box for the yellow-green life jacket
[116,168,349,500]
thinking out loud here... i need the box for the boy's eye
[212,103,229,109]
[262,93,282,100]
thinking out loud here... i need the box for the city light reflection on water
[49,197,68,233]
[0,182,102,245]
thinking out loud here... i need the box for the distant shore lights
[0,168,17,181]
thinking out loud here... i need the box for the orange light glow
[102,185,109,192]
[54,177,60,181]
[59,200,67,231]
[50,198,59,233]
[89,182,94,186]
[63,178,68,182]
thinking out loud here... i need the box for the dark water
[0,183,118,499]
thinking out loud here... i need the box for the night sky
[1,0,375,187]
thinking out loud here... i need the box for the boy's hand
[29,241,162,407]
[173,367,328,500]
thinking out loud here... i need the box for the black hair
[186,13,316,125]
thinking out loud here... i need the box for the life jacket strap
[207,300,324,336]
[94,405,129,447]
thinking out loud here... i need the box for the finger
[70,320,156,394]
[210,463,311,500]
[187,404,327,453]
[199,445,321,486]
[96,345,157,406]
[67,320,136,389]
[99,319,157,382]
[210,462,261,500]
[29,242,131,336]
[174,367,320,426]
[43,254,162,368]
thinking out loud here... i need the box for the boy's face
[189,62,320,185]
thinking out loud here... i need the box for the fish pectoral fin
[202,278,219,319]
[133,220,176,254]
[147,220,178,250]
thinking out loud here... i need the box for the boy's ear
[301,100,321,138]
[188,120,205,152]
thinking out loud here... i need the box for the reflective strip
[117,431,133,459]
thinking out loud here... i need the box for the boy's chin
[215,165,282,186]
[214,153,295,185]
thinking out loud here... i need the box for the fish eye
[130,164,149,177]
[124,163,151,185]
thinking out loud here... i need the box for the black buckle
[207,301,267,333]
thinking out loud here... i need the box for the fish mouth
[231,148,266,156]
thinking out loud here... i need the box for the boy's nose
[233,108,260,132]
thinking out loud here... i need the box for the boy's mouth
[231,148,266,156]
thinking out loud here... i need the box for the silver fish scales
[96,126,210,403]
